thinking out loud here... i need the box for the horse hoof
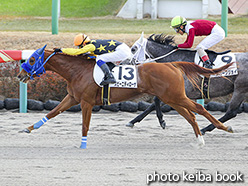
[80,144,87,149]
[126,123,134,128]
[197,135,205,146]
[19,128,31,133]
[227,126,233,133]
[200,129,206,135]
[160,121,166,129]
[190,135,205,149]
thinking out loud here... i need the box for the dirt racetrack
[0,109,247,186]
[1,31,248,53]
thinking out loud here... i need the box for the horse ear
[138,32,144,44]
[37,44,47,55]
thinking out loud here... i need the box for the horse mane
[46,49,95,62]
[148,33,176,47]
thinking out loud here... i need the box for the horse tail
[172,61,233,89]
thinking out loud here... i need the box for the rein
[140,49,178,63]
[30,52,56,79]
[133,38,178,64]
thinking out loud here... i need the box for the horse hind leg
[180,98,233,133]
[169,103,205,147]
[154,97,166,129]
[201,91,245,135]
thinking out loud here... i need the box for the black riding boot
[100,63,116,85]
[203,59,214,69]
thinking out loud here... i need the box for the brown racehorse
[18,48,233,149]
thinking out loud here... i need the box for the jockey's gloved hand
[54,48,62,53]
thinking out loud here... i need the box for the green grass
[61,0,125,17]
[0,0,126,17]
[0,0,247,34]
[0,17,174,34]
[0,16,248,34]
[0,0,52,17]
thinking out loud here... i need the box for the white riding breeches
[96,43,131,63]
[196,24,225,50]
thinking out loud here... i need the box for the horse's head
[130,33,177,63]
[147,34,176,47]
[18,45,53,83]
[130,32,148,62]
[134,33,177,62]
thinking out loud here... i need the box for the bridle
[141,48,178,63]
[21,46,56,80]
[132,39,178,64]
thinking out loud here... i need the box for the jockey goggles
[173,25,185,33]
[78,35,89,48]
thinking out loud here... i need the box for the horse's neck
[171,50,196,62]
[147,41,196,62]
[45,53,92,82]
[157,49,196,62]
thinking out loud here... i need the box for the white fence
[117,0,222,19]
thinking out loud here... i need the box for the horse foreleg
[126,102,156,127]
[169,103,204,146]
[200,91,245,135]
[127,97,165,129]
[80,101,93,149]
[22,94,79,133]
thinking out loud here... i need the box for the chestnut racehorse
[18,46,233,148]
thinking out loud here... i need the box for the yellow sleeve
[62,44,96,55]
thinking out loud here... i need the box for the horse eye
[29,57,35,65]
[131,46,137,53]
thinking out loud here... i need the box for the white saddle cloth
[93,64,137,88]
[194,52,238,77]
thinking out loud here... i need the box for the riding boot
[99,63,116,85]
[203,59,214,69]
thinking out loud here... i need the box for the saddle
[194,50,238,77]
[93,63,138,105]
[206,49,231,63]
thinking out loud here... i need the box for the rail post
[52,0,59,34]
[221,0,228,37]
[197,99,204,108]
[19,60,27,113]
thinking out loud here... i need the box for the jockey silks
[90,39,122,55]
[178,20,225,49]
[62,39,122,56]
